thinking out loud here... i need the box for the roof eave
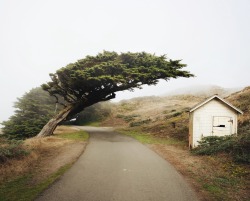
[189,95,243,114]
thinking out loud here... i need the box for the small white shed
[189,95,243,148]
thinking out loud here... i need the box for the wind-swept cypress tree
[37,51,194,137]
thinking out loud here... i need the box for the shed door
[212,116,232,136]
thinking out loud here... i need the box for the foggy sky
[1,0,250,123]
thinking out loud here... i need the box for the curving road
[36,126,198,201]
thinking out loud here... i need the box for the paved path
[36,126,198,201]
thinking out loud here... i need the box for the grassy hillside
[102,87,250,144]
[102,95,204,143]
[101,87,250,200]
[226,86,250,132]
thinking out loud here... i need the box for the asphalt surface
[36,126,199,201]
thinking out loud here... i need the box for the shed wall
[189,112,194,148]
[191,99,238,147]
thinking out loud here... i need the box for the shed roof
[189,95,243,114]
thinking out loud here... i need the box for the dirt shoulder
[26,137,87,184]
[149,144,250,201]
[0,127,87,184]
[148,144,210,201]
[1,125,249,201]
[103,114,250,201]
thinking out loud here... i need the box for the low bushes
[116,114,151,127]
[192,132,250,163]
[130,119,151,127]
[116,114,140,122]
[0,138,29,163]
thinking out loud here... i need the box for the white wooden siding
[212,116,232,136]
[191,99,237,147]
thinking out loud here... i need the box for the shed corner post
[189,111,193,149]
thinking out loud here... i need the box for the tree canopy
[41,51,193,122]
[36,51,194,137]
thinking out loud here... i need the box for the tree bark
[36,93,116,138]
[36,105,73,137]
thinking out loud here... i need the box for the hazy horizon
[1,0,250,123]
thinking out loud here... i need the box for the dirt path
[36,126,198,201]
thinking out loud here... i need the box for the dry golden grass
[0,126,84,185]
[103,89,250,200]
[53,125,79,134]
[0,151,38,184]
[226,86,250,126]
[0,137,70,184]
[150,144,250,201]
[104,88,250,141]
[103,95,202,142]
[24,136,71,150]
[113,95,202,122]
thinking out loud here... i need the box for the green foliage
[83,122,101,127]
[116,114,140,122]
[119,129,184,145]
[42,51,193,120]
[57,131,89,141]
[0,164,71,201]
[159,111,189,141]
[1,88,58,139]
[192,133,250,163]
[165,111,183,119]
[130,119,151,127]
[192,136,233,154]
[0,138,29,163]
[119,102,136,111]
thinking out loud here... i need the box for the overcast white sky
[0,0,250,123]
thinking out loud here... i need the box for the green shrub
[192,132,250,163]
[130,119,151,127]
[1,88,58,140]
[0,139,29,163]
[165,111,183,119]
[116,114,140,122]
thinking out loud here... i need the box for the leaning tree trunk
[36,105,74,137]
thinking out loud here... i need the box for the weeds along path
[0,126,88,201]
